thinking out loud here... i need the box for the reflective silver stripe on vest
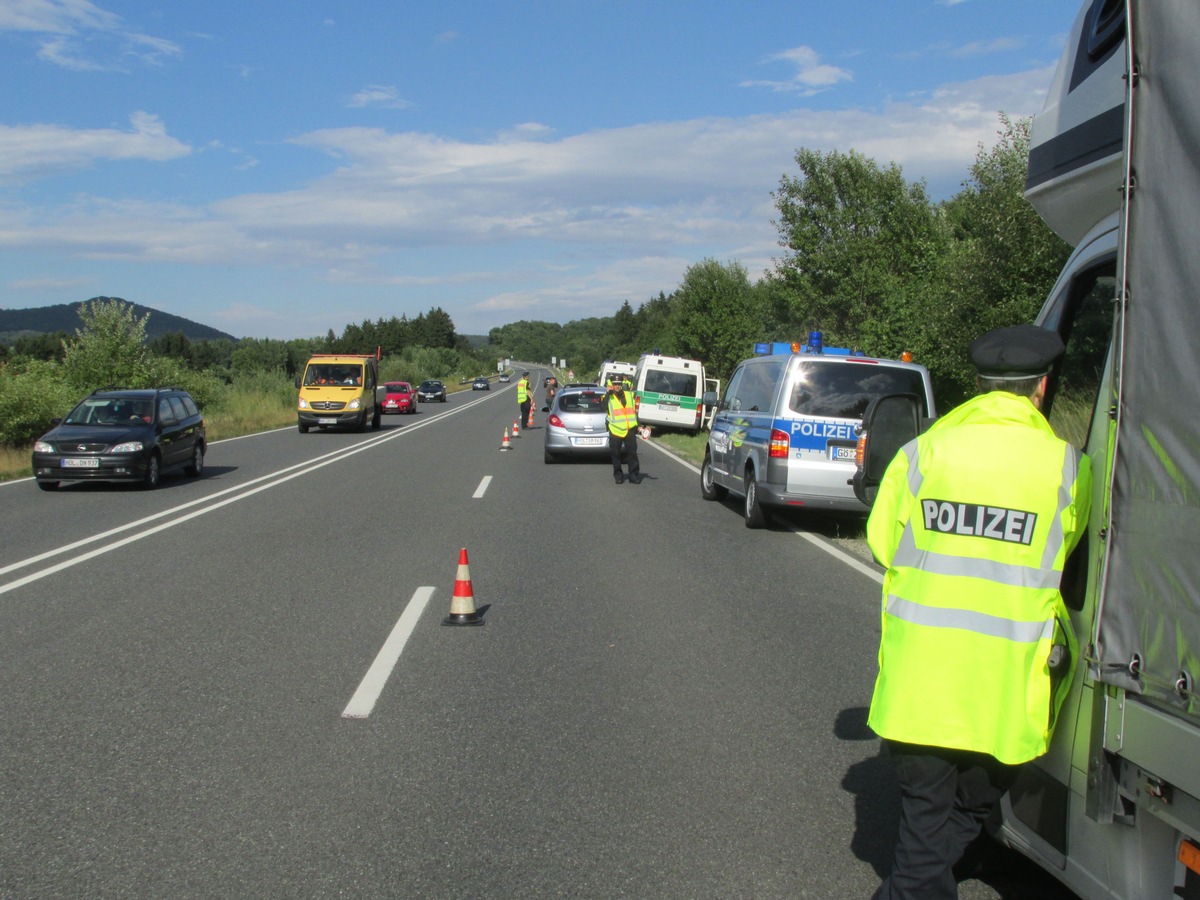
[904,439,922,495]
[891,528,1064,589]
[886,594,1055,643]
[1042,445,1082,571]
[891,439,1083,589]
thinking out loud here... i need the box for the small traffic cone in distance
[443,547,484,626]
[512,419,520,437]
[501,428,511,450]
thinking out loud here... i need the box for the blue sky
[1,0,1081,341]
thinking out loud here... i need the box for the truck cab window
[1043,258,1116,451]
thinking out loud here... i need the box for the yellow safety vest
[517,379,530,402]
[866,390,1091,765]
[607,390,638,437]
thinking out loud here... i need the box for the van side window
[737,360,783,411]
[1042,258,1116,451]
[722,368,745,411]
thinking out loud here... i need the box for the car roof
[87,388,186,399]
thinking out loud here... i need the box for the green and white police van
[702,334,935,526]
[632,353,718,434]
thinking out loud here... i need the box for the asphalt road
[0,366,1077,899]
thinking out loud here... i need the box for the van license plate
[61,457,99,468]
[828,445,856,461]
[318,417,338,425]
[657,400,679,409]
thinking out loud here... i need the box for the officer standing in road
[606,374,641,484]
[866,324,1091,900]
[516,371,532,427]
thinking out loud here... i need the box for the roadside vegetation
[1,115,1067,483]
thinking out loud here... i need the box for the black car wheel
[743,468,770,529]
[186,443,205,477]
[142,453,161,490]
[372,407,381,429]
[700,453,727,501]
[298,420,309,434]
[544,446,556,464]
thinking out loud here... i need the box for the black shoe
[629,475,642,484]
[614,473,625,484]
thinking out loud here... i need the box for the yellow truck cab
[296,352,381,433]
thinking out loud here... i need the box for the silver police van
[701,335,936,527]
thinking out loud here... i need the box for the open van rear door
[851,394,934,507]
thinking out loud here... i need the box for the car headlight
[33,440,54,453]
[110,441,145,453]
[348,398,362,410]
[298,398,311,409]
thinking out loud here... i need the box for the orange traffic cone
[443,548,484,626]
[527,407,535,427]
[512,418,520,438]
[500,428,511,450]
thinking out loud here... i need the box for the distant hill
[0,298,236,345]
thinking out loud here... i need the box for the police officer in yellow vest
[606,375,641,484]
[867,324,1091,900]
[517,372,532,427]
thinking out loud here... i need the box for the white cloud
[741,45,853,96]
[0,66,1055,332]
[347,85,413,110]
[0,0,180,71]
[0,0,120,34]
[0,112,191,183]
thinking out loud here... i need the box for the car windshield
[386,384,410,393]
[64,398,153,426]
[558,391,606,412]
[420,382,441,390]
[788,363,928,419]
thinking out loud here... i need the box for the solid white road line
[342,586,435,719]
[473,476,492,498]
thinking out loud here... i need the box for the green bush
[0,359,80,445]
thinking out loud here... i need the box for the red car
[380,382,417,415]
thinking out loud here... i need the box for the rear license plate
[657,400,679,409]
[317,417,338,425]
[61,457,99,468]
[572,437,606,447]
[828,444,856,461]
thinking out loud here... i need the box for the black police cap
[970,324,1064,378]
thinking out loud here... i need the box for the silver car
[542,386,610,464]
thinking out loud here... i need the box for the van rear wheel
[744,470,771,529]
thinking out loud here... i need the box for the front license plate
[572,437,606,447]
[317,417,338,425]
[828,444,856,461]
[61,457,99,468]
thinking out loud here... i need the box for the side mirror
[294,376,301,389]
[701,390,718,408]
[852,394,930,508]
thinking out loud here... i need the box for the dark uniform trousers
[609,430,639,480]
[872,740,1020,900]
